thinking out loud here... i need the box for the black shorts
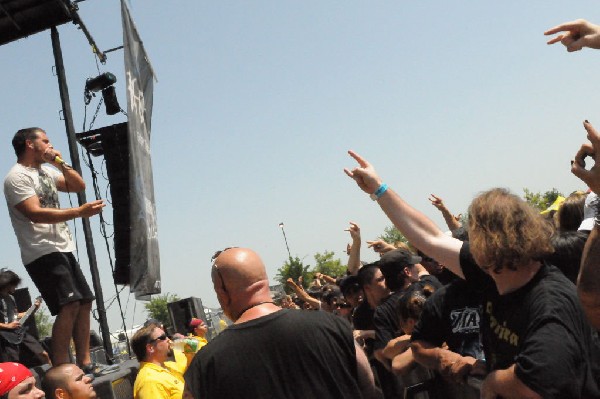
[25,252,95,316]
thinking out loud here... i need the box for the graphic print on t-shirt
[37,169,72,240]
[37,169,59,208]
[450,306,481,334]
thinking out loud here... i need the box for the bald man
[183,248,381,399]
[42,364,97,399]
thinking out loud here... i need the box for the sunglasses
[211,247,238,294]
[149,333,167,344]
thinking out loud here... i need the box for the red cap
[0,362,32,395]
[189,318,205,328]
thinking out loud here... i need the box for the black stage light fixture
[102,86,121,115]
[85,72,117,92]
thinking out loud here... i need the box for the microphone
[54,155,71,168]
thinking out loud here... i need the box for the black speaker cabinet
[167,297,208,337]
[99,122,130,285]
[92,360,139,399]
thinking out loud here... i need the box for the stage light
[85,72,117,92]
[102,86,121,115]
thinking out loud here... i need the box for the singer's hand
[43,148,63,165]
[78,200,106,218]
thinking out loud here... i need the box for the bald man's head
[211,248,276,322]
[212,248,269,293]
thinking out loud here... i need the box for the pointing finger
[348,150,368,168]
[544,20,582,36]
[584,120,600,147]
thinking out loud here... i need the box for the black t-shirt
[352,300,375,356]
[184,309,363,399]
[373,274,442,352]
[411,278,484,359]
[459,242,600,398]
[352,299,374,331]
[431,267,459,286]
[373,292,402,352]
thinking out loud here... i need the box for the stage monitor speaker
[98,122,130,285]
[168,297,208,337]
[92,362,137,399]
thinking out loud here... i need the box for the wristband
[370,183,388,201]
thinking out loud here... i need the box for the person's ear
[56,387,66,399]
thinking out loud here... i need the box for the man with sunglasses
[132,323,184,399]
[183,247,381,399]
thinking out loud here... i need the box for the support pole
[51,26,114,364]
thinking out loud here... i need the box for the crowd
[3,16,600,399]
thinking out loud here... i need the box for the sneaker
[81,363,101,378]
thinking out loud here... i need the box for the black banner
[121,0,160,298]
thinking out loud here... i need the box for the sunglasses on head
[211,247,239,293]
[211,246,238,262]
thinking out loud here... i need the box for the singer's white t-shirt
[4,163,75,264]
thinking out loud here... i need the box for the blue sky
[1,1,599,333]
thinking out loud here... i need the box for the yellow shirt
[133,361,184,399]
[165,349,188,375]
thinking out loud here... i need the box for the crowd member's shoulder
[521,262,584,319]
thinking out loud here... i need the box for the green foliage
[144,293,180,329]
[34,306,52,339]
[378,225,409,245]
[523,188,563,211]
[275,251,360,293]
[275,256,311,291]
[312,251,346,279]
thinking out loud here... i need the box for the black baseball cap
[378,248,421,277]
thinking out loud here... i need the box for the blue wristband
[370,183,388,201]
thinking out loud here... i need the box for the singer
[3,127,105,371]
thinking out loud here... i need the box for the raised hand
[366,240,395,255]
[344,222,361,241]
[344,150,383,195]
[572,120,600,194]
[545,19,600,52]
[428,194,445,210]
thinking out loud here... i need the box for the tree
[275,256,311,292]
[312,251,346,278]
[523,188,563,211]
[34,306,53,339]
[144,293,180,330]
[378,225,409,245]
